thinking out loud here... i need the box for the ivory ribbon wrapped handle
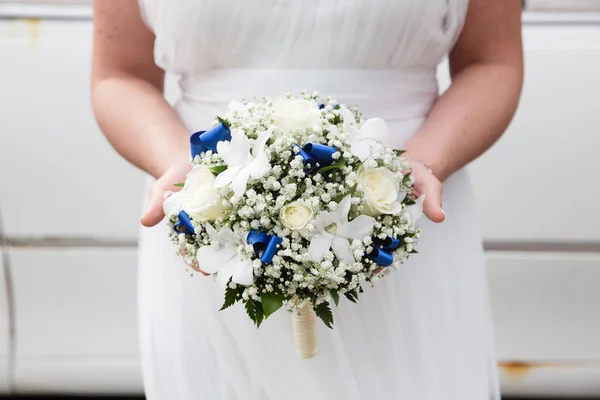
[292,299,318,359]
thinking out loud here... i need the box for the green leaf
[297,182,306,196]
[392,149,406,157]
[330,291,340,307]
[402,174,414,187]
[173,182,185,188]
[331,184,358,204]
[220,287,237,311]
[315,302,334,329]
[404,197,416,206]
[332,193,347,204]
[217,116,230,127]
[261,292,285,319]
[208,165,227,175]
[254,302,264,327]
[358,285,364,294]
[244,300,255,323]
[317,159,345,175]
[344,291,358,303]
[245,299,264,328]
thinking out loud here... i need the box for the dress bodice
[139,0,468,74]
[138,0,469,149]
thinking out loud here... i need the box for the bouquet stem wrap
[292,298,318,359]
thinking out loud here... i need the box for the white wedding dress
[137,0,500,399]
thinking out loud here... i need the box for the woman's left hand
[141,161,193,228]
[404,159,446,223]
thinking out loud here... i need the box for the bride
[91,1,523,399]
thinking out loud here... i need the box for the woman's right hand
[141,161,192,227]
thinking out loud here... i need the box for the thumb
[141,186,166,227]
[422,183,445,223]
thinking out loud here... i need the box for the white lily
[197,224,254,289]
[214,129,272,197]
[404,195,426,223]
[340,107,389,162]
[308,196,375,264]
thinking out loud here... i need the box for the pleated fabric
[137,1,501,398]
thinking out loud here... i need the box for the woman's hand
[141,161,192,227]
[404,159,446,223]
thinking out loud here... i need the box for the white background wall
[1,13,600,397]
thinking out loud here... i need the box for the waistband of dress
[178,68,439,121]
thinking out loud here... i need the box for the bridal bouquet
[164,92,424,358]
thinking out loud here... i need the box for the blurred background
[0,0,599,398]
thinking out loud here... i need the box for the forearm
[92,74,190,178]
[404,61,523,181]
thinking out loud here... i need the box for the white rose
[358,167,405,216]
[279,201,314,230]
[272,99,321,132]
[163,166,225,221]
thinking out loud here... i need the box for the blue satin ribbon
[373,236,402,252]
[293,143,337,172]
[293,145,316,171]
[190,122,232,158]
[318,103,339,110]
[366,247,394,267]
[174,211,195,235]
[247,230,282,264]
[366,235,401,266]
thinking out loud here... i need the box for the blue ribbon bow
[366,236,401,267]
[293,143,337,172]
[373,236,402,252]
[174,211,195,235]
[318,103,339,110]
[366,247,394,267]
[190,122,232,158]
[247,230,282,264]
